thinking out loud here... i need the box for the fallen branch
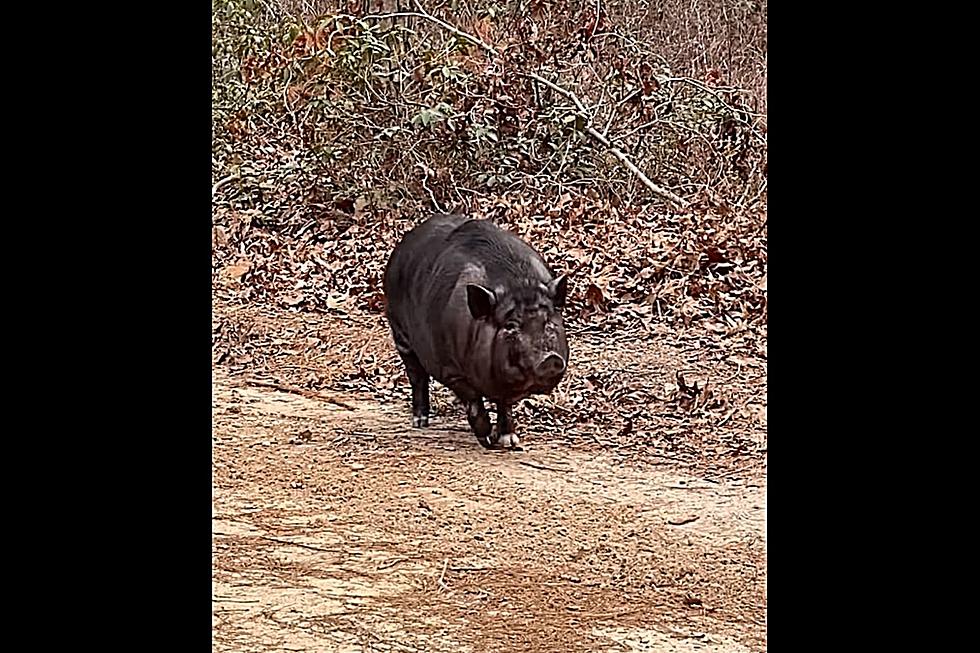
[518,460,573,473]
[245,378,356,410]
[437,559,449,591]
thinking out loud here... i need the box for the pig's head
[466,275,569,400]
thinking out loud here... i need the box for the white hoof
[498,433,521,449]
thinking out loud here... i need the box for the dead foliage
[211,0,768,469]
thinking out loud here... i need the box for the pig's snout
[535,352,567,383]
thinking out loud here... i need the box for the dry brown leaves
[212,186,767,472]
[212,185,766,334]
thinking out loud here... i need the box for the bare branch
[525,72,688,208]
[605,147,687,208]
[359,4,497,55]
[415,160,446,213]
[526,71,589,116]
[358,2,687,208]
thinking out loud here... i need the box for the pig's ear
[466,284,497,319]
[548,275,568,308]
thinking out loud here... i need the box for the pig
[383,213,569,449]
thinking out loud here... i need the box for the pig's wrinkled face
[467,276,569,400]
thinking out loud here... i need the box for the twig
[644,451,693,464]
[704,460,763,483]
[214,530,351,554]
[599,636,634,653]
[275,363,330,373]
[245,378,356,410]
[572,606,646,620]
[588,431,613,447]
[437,559,449,591]
[716,407,738,427]
[748,176,768,208]
[376,556,419,571]
[353,621,420,653]
[736,156,762,208]
[667,515,700,526]
[664,75,768,123]
[257,535,341,553]
[591,0,601,41]
[527,72,588,114]
[212,597,260,603]
[415,160,445,212]
[212,174,237,199]
[517,460,573,473]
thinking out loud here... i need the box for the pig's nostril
[536,353,566,380]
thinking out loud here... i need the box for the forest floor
[212,298,767,652]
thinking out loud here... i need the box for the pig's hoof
[412,414,429,428]
[470,414,492,440]
[476,434,495,449]
[497,432,522,449]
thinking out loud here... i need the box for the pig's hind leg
[392,331,430,428]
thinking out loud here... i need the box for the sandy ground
[212,302,766,651]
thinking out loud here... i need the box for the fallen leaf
[223,260,251,281]
[326,293,350,311]
[585,283,604,307]
[366,292,386,312]
[213,226,228,248]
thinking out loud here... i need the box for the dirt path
[212,364,767,652]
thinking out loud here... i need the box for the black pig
[383,214,569,449]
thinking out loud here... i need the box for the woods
[213,0,767,332]
[212,2,768,650]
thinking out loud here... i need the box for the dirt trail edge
[213,367,767,652]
